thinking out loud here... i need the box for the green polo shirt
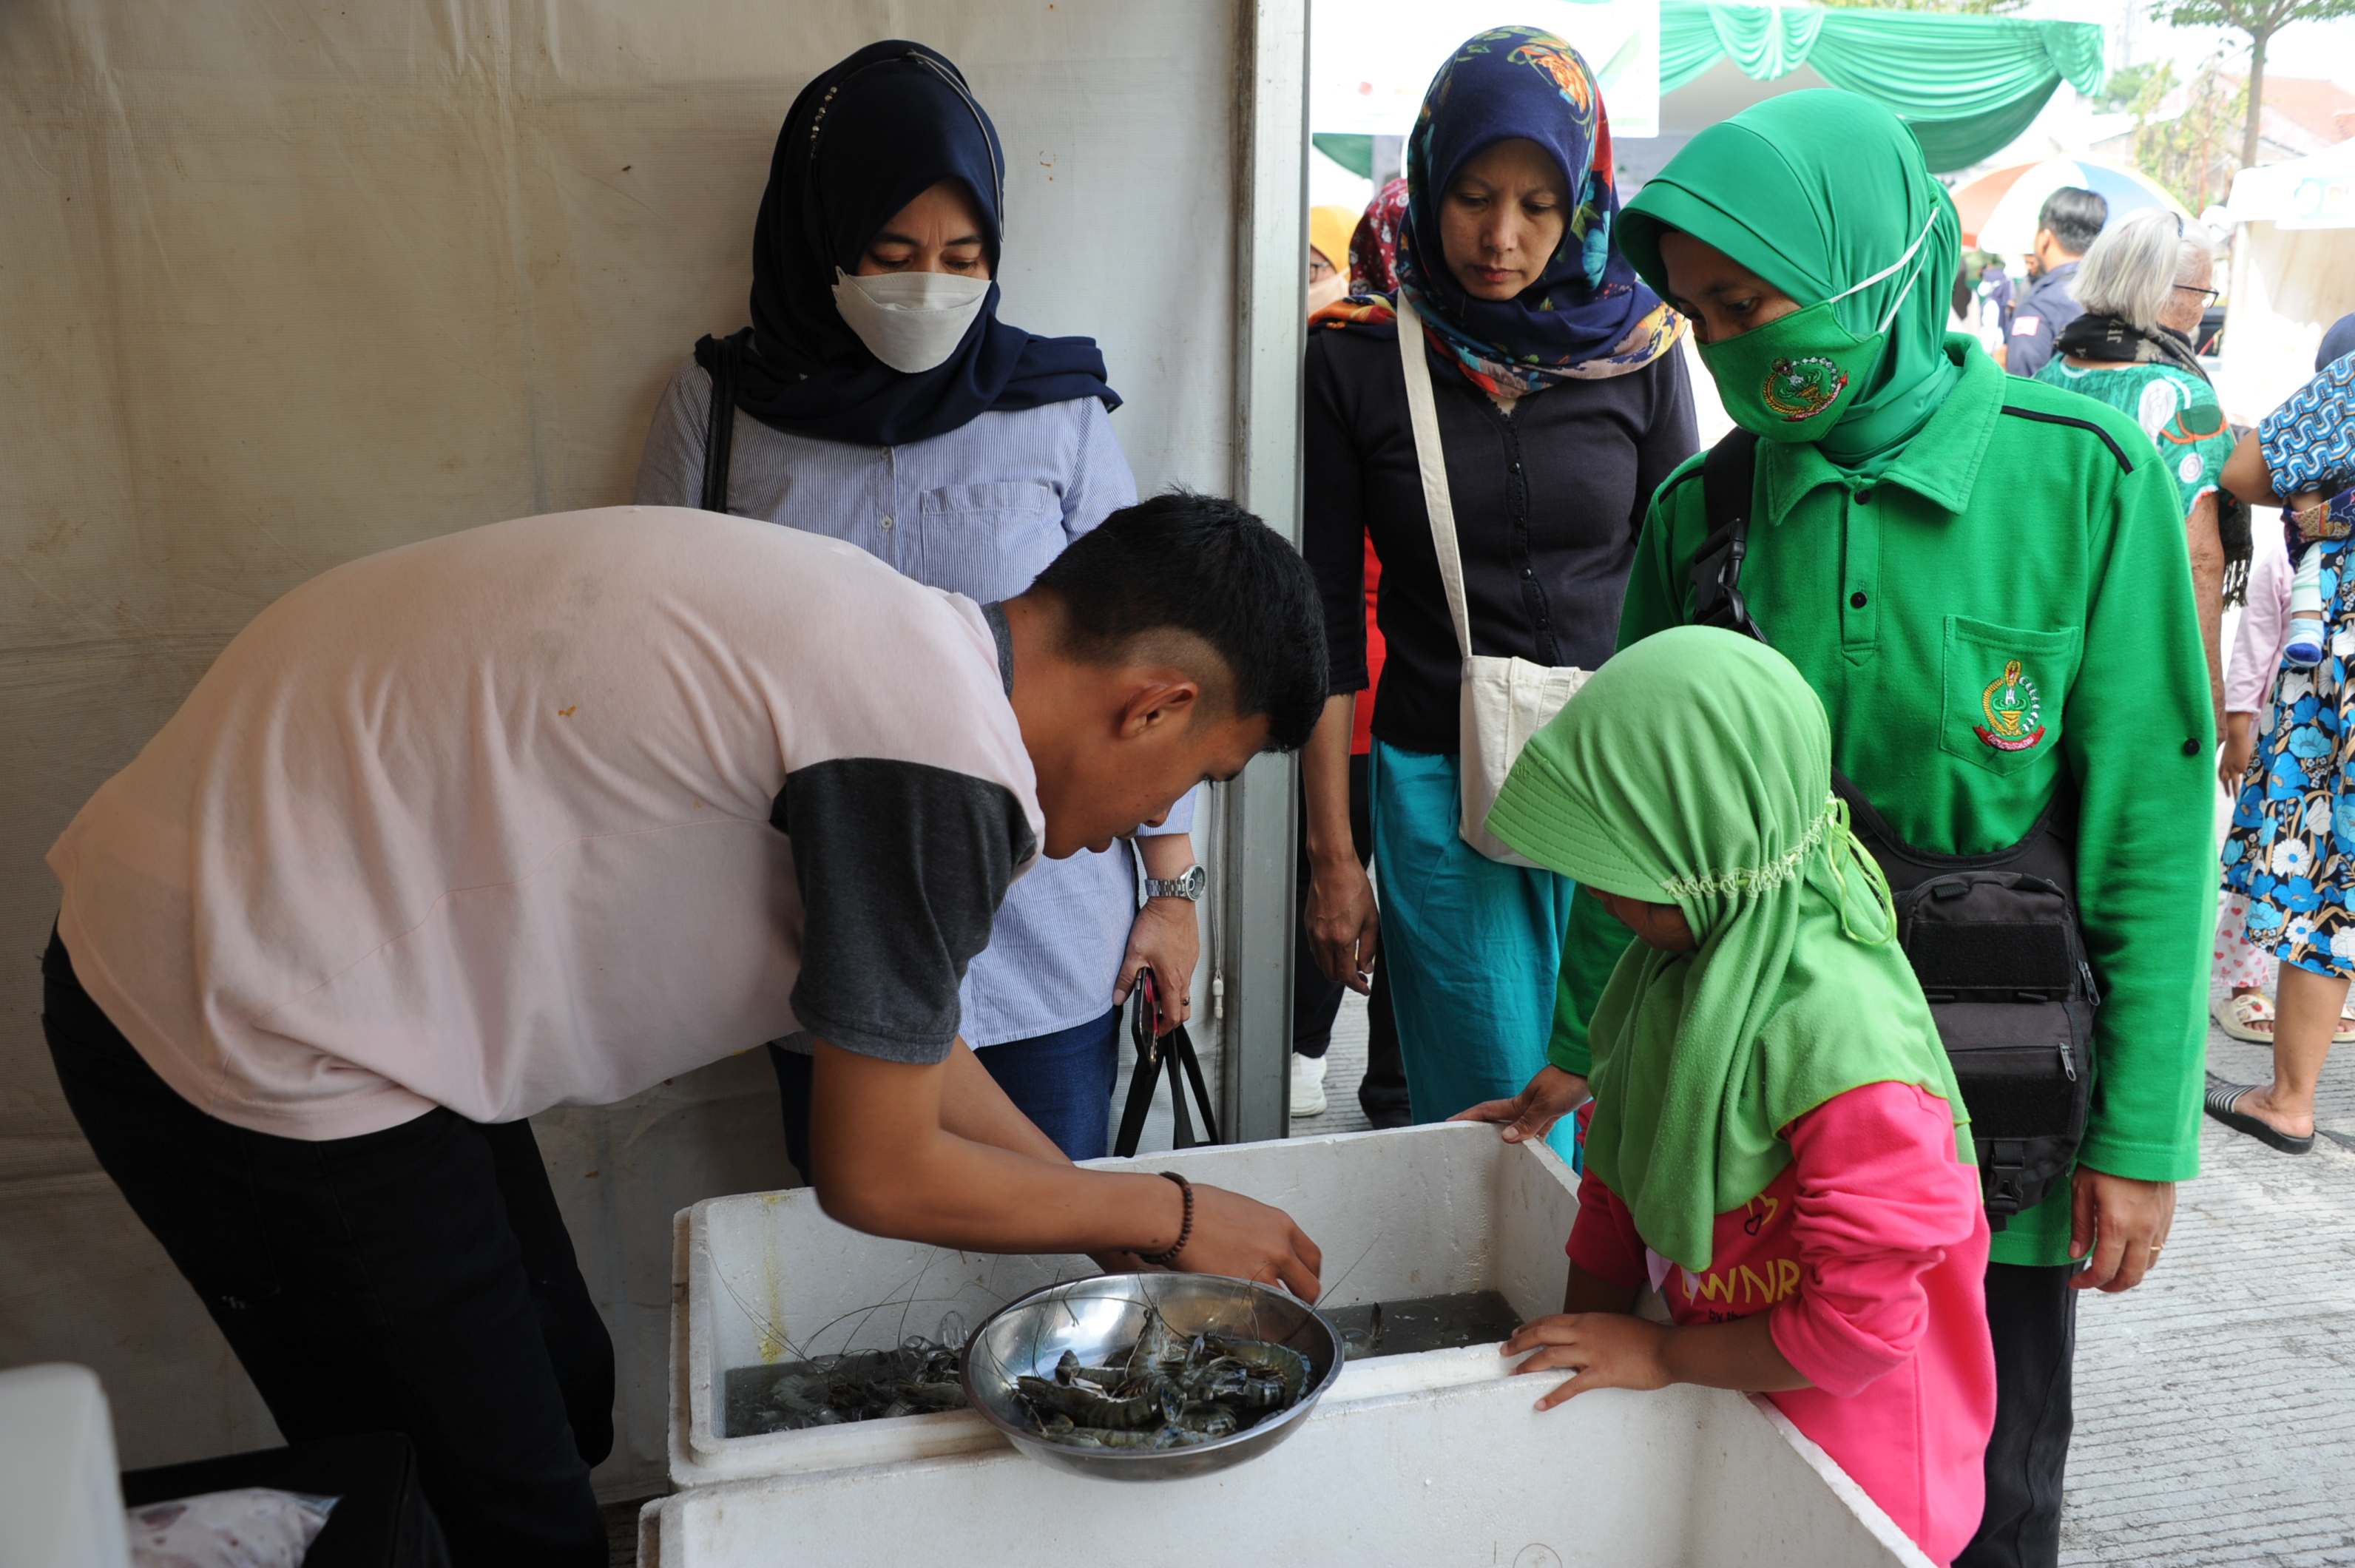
[1549,337,2213,1268]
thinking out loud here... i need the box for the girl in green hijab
[1487,626,1995,1567]
[1615,89,1962,476]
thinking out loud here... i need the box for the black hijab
[697,41,1118,447]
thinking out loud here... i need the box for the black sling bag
[1690,431,2095,1226]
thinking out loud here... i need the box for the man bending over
[41,490,1325,1567]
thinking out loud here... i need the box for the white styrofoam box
[0,1363,131,1568]
[642,1377,1935,1568]
[672,1122,1581,1485]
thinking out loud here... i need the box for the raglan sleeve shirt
[47,509,1043,1138]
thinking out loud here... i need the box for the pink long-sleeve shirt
[1568,1081,1995,1567]
[2226,524,2293,715]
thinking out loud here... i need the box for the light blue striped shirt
[634,359,1192,1047]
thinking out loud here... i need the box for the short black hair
[1027,489,1327,752]
[2037,187,2107,257]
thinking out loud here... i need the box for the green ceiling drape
[1660,2,2107,172]
[1313,132,1376,178]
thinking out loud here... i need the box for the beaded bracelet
[1138,1171,1193,1267]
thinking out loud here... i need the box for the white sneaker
[1291,1053,1328,1118]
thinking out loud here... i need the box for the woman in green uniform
[1455,92,2211,1568]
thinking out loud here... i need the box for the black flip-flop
[2204,1075,2314,1155]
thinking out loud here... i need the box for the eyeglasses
[2174,285,2221,302]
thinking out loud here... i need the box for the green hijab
[1617,90,1963,470]
[1487,628,1970,1271]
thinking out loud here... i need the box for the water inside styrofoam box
[678,1121,1581,1482]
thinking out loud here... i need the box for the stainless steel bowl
[960,1273,1343,1481]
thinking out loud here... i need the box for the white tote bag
[1395,295,1589,867]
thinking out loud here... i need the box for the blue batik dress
[2225,540,2355,977]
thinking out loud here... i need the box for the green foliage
[2152,0,2355,40]
[1816,0,2030,13]
[2099,61,2166,112]
[2149,0,2355,166]
[2125,58,2248,212]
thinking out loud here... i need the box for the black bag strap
[1112,969,1220,1159]
[1691,429,1766,643]
[692,330,743,516]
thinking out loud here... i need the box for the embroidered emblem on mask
[1975,660,2044,752]
[1760,356,1849,422]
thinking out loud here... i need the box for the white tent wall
[2217,222,2355,426]
[0,0,1305,1496]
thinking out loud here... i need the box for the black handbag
[1112,967,1220,1159]
[1693,430,2095,1226]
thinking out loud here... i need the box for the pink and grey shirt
[47,507,1043,1140]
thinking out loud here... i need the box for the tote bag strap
[1394,297,1474,668]
[693,330,742,516]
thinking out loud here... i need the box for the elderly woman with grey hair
[2035,207,2238,717]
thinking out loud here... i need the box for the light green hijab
[1616,90,1964,470]
[1487,628,1970,1271]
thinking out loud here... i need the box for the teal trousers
[1368,741,1578,1160]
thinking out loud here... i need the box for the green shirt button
[2183,738,2200,756]
[1851,591,1868,609]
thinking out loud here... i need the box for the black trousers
[1292,754,1409,1126]
[42,933,612,1568]
[1959,1260,2079,1568]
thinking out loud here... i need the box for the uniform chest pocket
[1940,616,2082,777]
[917,481,1065,602]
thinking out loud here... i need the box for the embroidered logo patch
[1975,660,2045,752]
[1761,356,1848,422]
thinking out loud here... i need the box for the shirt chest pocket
[916,481,1065,602]
[1939,616,2082,777]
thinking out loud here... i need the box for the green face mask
[1695,211,1938,445]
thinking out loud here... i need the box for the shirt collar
[2030,260,2079,296]
[1757,337,2002,524]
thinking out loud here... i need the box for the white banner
[1312,0,1661,142]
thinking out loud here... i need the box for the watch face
[1155,865,1206,899]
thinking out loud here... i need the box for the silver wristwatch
[1143,864,1207,902]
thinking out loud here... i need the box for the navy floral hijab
[1317,27,1680,393]
[697,40,1118,447]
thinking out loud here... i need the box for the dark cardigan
[1302,327,1698,755]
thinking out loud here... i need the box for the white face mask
[831,267,991,373]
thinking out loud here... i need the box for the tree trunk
[2242,23,2270,174]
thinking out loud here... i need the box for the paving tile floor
[1288,984,1377,1136]
[2059,970,2355,1567]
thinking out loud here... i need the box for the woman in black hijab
[633,41,1204,1172]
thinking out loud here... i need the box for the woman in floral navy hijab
[1320,27,1682,391]
[1299,27,1696,1146]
